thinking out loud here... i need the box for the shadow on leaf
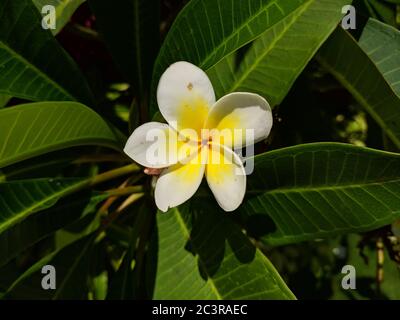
[186,197,256,279]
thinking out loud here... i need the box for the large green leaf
[0,188,107,267]
[359,19,400,98]
[153,200,295,300]
[89,0,159,96]
[33,0,85,35]
[241,143,400,246]
[0,0,93,103]
[0,152,77,181]
[149,0,306,115]
[0,101,120,168]
[0,178,87,237]
[208,0,350,103]
[316,26,400,148]
[0,94,10,109]
[4,234,96,299]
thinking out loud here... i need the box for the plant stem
[97,193,144,235]
[105,186,144,197]
[64,164,142,205]
[73,154,129,164]
[88,164,141,187]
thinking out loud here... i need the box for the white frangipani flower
[124,61,273,212]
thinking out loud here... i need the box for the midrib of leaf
[249,177,400,195]
[226,0,313,92]
[34,0,81,19]
[0,102,121,169]
[0,41,75,100]
[4,250,57,294]
[173,209,223,300]
[55,0,79,21]
[360,20,400,99]
[51,235,93,300]
[1,157,70,180]
[317,43,400,149]
[0,179,86,234]
[56,0,68,16]
[200,0,283,68]
[239,142,400,246]
[257,252,296,299]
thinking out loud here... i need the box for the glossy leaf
[4,234,96,299]
[0,102,120,169]
[0,94,10,109]
[0,0,93,103]
[241,143,400,246]
[89,0,160,95]
[0,178,87,236]
[0,189,107,267]
[0,152,77,181]
[359,19,400,98]
[208,0,350,104]
[33,0,85,35]
[317,26,400,148]
[149,0,306,115]
[153,200,295,300]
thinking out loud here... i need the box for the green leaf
[0,188,107,267]
[316,26,400,148]
[33,0,85,35]
[0,178,87,237]
[359,19,400,98]
[0,0,93,103]
[0,152,76,181]
[4,234,96,299]
[241,143,400,246]
[153,200,295,300]
[0,94,10,109]
[107,203,148,299]
[89,0,160,95]
[208,0,350,104]
[91,271,108,300]
[150,0,307,115]
[0,101,120,169]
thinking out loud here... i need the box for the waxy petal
[205,144,246,212]
[155,146,208,212]
[205,92,273,149]
[157,61,216,140]
[124,122,197,168]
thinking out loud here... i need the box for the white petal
[205,92,273,149]
[205,144,246,212]
[124,122,194,168]
[157,61,216,139]
[155,147,207,212]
